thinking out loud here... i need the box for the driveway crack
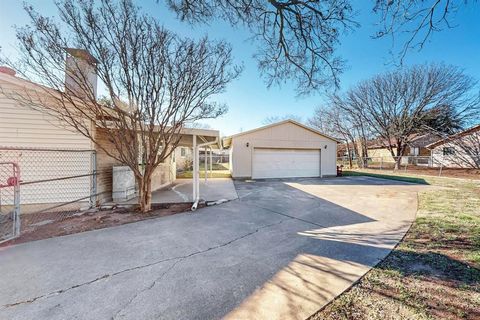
[239,199,327,228]
[1,219,285,310]
[111,259,182,320]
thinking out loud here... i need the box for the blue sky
[1,1,479,136]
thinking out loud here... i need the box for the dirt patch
[366,165,480,180]
[1,203,201,247]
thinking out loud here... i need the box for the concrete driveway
[0,176,429,320]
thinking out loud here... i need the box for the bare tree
[262,114,302,125]
[339,64,480,169]
[1,0,240,212]
[309,99,370,169]
[162,1,477,93]
[166,0,358,95]
[373,0,474,63]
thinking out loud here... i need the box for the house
[366,133,442,162]
[427,124,480,168]
[223,120,339,179]
[0,50,219,209]
[174,146,193,171]
[0,65,101,208]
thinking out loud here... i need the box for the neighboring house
[0,49,219,207]
[174,146,193,171]
[427,124,480,168]
[336,142,355,158]
[366,133,442,162]
[223,120,339,179]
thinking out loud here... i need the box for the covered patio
[112,126,231,209]
[124,178,237,204]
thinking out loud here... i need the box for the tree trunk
[346,141,353,169]
[394,144,406,170]
[136,174,153,213]
[352,140,361,168]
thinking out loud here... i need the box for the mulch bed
[0,203,202,247]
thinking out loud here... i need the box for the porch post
[209,147,213,179]
[204,146,208,183]
[192,134,197,201]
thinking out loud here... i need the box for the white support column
[192,137,218,211]
[196,144,200,201]
[204,146,208,183]
[209,147,213,179]
[192,134,197,201]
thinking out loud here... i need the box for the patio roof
[176,127,221,149]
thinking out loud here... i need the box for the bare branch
[1,0,241,211]
[166,0,358,95]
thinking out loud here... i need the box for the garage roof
[222,119,341,148]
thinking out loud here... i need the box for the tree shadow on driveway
[0,176,431,320]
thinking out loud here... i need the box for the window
[409,147,419,156]
[181,147,186,157]
[443,147,455,156]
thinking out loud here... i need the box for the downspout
[191,137,218,211]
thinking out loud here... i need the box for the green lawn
[312,170,480,320]
[176,162,231,179]
[343,170,430,185]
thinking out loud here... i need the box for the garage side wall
[231,122,337,178]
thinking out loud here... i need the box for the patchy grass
[311,171,480,320]
[176,170,231,178]
[176,163,231,179]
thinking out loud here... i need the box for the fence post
[13,162,21,237]
[90,151,97,207]
[380,157,383,170]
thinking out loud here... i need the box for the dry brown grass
[311,171,480,320]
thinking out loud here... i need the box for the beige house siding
[367,146,431,161]
[1,73,180,206]
[367,148,396,162]
[94,129,176,203]
[229,122,337,178]
[0,80,92,149]
[94,128,124,204]
[151,157,176,191]
[0,78,94,206]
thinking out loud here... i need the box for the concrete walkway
[124,178,238,204]
[0,176,429,320]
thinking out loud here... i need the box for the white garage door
[252,148,320,179]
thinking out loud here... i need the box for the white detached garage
[223,120,339,179]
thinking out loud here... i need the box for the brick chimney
[0,66,16,77]
[64,48,98,99]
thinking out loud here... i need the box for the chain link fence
[0,162,20,242]
[0,147,96,241]
[337,155,480,179]
[177,153,230,178]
